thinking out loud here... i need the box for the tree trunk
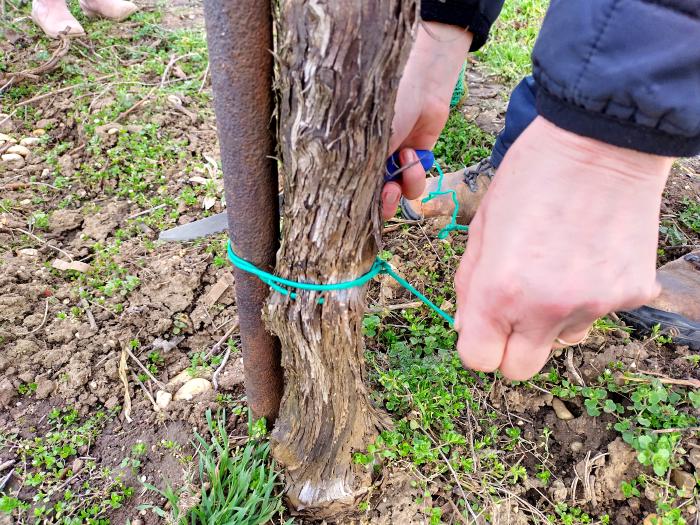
[266,0,417,517]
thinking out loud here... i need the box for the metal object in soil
[202,0,283,423]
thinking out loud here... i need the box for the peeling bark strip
[266,0,417,517]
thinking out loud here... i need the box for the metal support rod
[203,0,283,422]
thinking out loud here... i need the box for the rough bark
[266,0,417,517]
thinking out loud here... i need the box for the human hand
[382,22,472,220]
[454,117,674,380]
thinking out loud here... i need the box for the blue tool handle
[384,149,434,182]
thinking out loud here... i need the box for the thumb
[455,304,509,373]
[455,263,508,373]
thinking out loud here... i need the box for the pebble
[570,441,583,453]
[132,519,144,525]
[174,378,212,401]
[71,458,84,473]
[20,137,40,147]
[155,390,172,410]
[18,248,39,257]
[0,133,16,143]
[32,129,46,136]
[2,153,25,170]
[689,448,700,470]
[167,368,209,388]
[7,144,31,157]
[552,398,574,420]
[671,469,696,494]
[549,479,567,502]
[643,515,658,525]
[166,94,182,106]
[644,483,661,502]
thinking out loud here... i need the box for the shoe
[400,158,494,225]
[618,250,700,350]
[79,0,138,21]
[31,1,85,38]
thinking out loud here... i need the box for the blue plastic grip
[384,149,434,182]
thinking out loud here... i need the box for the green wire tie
[226,160,468,326]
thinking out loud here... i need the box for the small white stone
[166,94,182,107]
[20,137,41,147]
[107,127,120,135]
[7,144,31,157]
[155,390,172,410]
[18,248,39,257]
[174,378,212,401]
[0,133,17,143]
[570,441,584,453]
[552,398,575,420]
[1,153,25,169]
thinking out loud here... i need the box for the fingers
[500,329,558,381]
[455,307,509,373]
[381,148,427,220]
[454,255,508,373]
[398,149,426,200]
[381,181,402,220]
[555,322,592,348]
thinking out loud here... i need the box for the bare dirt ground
[1,1,700,524]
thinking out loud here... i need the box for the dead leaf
[202,195,216,210]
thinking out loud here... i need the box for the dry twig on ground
[0,35,71,92]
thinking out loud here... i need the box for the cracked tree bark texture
[265,0,417,517]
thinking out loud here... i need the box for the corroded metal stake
[202,0,283,422]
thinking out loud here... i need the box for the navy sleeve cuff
[537,89,700,157]
[420,0,505,52]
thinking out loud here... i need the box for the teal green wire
[422,164,469,240]
[450,62,467,108]
[228,242,454,325]
[226,160,467,325]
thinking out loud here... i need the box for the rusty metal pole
[202,0,283,422]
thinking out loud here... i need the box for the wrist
[413,22,472,102]
[536,117,674,187]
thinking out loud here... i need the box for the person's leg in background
[32,0,138,39]
[489,75,537,169]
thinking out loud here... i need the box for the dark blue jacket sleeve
[421,0,505,51]
[532,0,700,157]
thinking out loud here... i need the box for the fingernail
[401,148,417,165]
